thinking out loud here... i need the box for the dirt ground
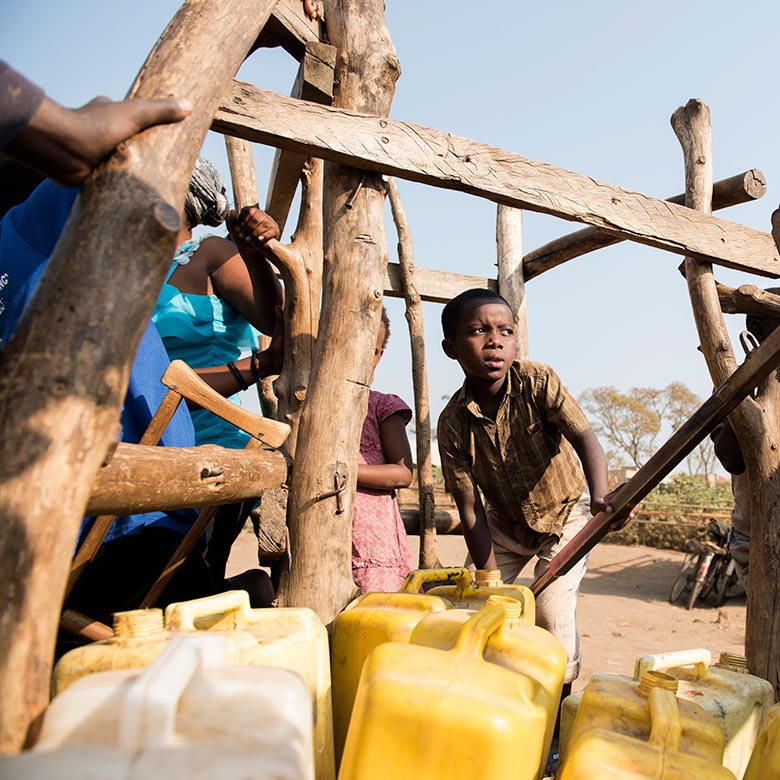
[227,532,747,693]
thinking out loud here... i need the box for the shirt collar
[458,361,520,419]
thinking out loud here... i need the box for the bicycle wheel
[669,570,689,603]
[687,580,703,610]
[715,563,742,607]
[701,557,724,601]
[669,552,695,603]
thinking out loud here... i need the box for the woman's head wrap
[184,155,230,228]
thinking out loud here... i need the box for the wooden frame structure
[2,0,780,752]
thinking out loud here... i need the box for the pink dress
[352,390,416,593]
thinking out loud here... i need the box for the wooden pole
[496,206,528,358]
[0,0,279,753]
[275,0,399,622]
[386,178,439,569]
[264,157,324,456]
[265,41,335,235]
[523,169,767,281]
[225,135,259,209]
[85,442,288,515]
[672,99,780,695]
[532,321,780,595]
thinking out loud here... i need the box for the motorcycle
[668,518,743,610]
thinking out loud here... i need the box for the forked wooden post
[275,0,400,620]
[0,0,280,753]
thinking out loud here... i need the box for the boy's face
[442,300,516,391]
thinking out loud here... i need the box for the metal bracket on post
[314,472,347,514]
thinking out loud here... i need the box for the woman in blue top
[153,155,283,449]
[152,157,284,583]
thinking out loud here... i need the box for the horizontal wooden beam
[524,169,767,281]
[86,443,288,515]
[383,261,496,303]
[717,283,780,319]
[213,83,780,278]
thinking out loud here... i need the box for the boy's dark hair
[380,306,391,349]
[441,288,512,339]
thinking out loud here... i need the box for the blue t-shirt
[0,180,198,541]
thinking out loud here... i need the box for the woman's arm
[193,208,283,335]
[357,411,414,490]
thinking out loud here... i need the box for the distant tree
[579,386,661,468]
[580,382,717,475]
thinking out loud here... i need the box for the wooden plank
[213,83,780,278]
[524,169,767,281]
[265,41,336,233]
[383,261,497,303]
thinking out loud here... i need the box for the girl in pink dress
[352,308,416,593]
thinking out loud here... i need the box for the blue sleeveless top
[152,236,260,448]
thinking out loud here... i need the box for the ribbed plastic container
[2,635,314,780]
[561,648,773,779]
[559,679,737,779]
[331,587,452,765]
[743,702,780,780]
[409,593,565,779]
[51,607,260,696]
[164,590,334,780]
[405,566,531,611]
[338,601,549,779]
[563,668,726,773]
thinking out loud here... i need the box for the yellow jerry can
[744,703,780,780]
[164,590,334,780]
[338,600,549,779]
[51,607,260,696]
[409,593,566,779]
[331,585,452,766]
[405,566,531,610]
[561,648,773,779]
[559,681,737,779]
[563,669,726,771]
[5,635,315,780]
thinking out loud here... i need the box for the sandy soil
[227,532,747,693]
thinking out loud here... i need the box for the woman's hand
[226,206,280,256]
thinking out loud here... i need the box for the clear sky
[3,1,780,462]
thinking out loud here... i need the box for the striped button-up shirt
[438,360,589,537]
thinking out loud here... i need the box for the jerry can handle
[401,567,472,598]
[453,602,506,658]
[119,635,228,750]
[164,589,251,632]
[634,648,712,681]
[647,686,683,753]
